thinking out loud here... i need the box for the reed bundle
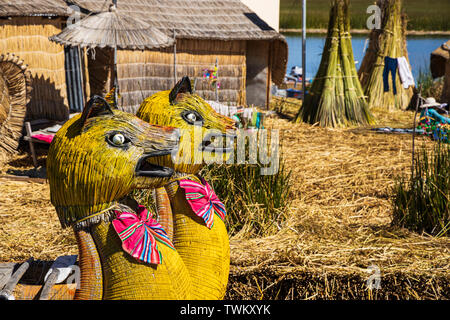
[358,0,414,110]
[296,0,373,127]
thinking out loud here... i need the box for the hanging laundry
[383,56,398,95]
[397,56,415,89]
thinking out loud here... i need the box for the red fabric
[31,134,54,144]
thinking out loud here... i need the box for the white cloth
[44,255,78,284]
[397,56,414,89]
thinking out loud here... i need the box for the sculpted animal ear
[80,95,114,125]
[169,76,192,105]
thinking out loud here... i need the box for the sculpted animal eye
[186,113,197,122]
[112,133,125,145]
[107,132,130,147]
[181,110,203,125]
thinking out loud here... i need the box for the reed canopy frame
[49,2,175,106]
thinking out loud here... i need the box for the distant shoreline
[280,28,450,36]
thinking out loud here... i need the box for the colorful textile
[383,56,398,95]
[31,134,54,144]
[178,178,226,229]
[112,205,174,265]
[417,108,450,143]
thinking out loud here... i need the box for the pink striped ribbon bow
[112,205,174,265]
[178,178,227,229]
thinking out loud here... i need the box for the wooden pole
[266,43,272,110]
[215,58,219,102]
[173,30,177,86]
[411,85,422,178]
[302,0,307,99]
[114,46,118,106]
[0,258,34,300]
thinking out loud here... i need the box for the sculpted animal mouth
[136,152,174,177]
[200,132,236,153]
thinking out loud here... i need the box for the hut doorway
[86,48,115,103]
[64,46,85,113]
[246,41,271,109]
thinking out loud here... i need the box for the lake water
[284,34,448,83]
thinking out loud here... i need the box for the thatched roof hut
[71,0,288,113]
[0,0,75,122]
[430,40,450,104]
[0,0,287,127]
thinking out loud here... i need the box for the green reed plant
[392,142,449,236]
[201,156,292,237]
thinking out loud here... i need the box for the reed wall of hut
[0,17,69,121]
[113,39,247,114]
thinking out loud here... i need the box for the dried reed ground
[0,106,448,299]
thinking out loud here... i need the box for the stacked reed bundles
[116,39,246,114]
[358,0,413,110]
[296,0,373,127]
[0,53,32,159]
[0,17,68,121]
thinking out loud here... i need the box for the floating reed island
[296,0,374,127]
[1,109,449,299]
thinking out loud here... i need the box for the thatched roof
[0,0,69,17]
[49,5,174,50]
[71,0,281,40]
[430,40,450,79]
[71,0,288,84]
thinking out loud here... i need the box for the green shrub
[392,143,450,236]
[201,159,292,237]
